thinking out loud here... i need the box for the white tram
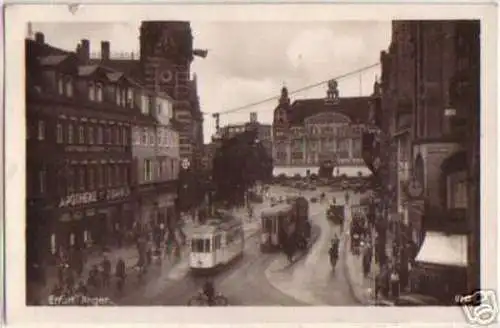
[189,211,244,274]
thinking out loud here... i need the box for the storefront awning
[415,231,467,267]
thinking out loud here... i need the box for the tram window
[262,218,272,232]
[204,239,210,252]
[214,235,221,249]
[192,238,204,252]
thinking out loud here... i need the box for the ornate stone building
[272,82,372,174]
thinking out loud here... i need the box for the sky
[32,21,392,142]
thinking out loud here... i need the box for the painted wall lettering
[59,192,98,208]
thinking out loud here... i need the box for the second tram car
[260,197,311,252]
[189,211,244,274]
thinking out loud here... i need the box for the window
[144,159,153,182]
[56,123,63,143]
[447,171,468,209]
[57,77,64,95]
[78,126,85,144]
[114,127,120,145]
[96,126,103,145]
[97,165,104,188]
[149,132,155,146]
[122,127,128,145]
[142,128,148,145]
[107,165,113,186]
[37,120,45,140]
[96,83,103,102]
[161,160,168,179]
[123,166,129,185]
[116,87,122,106]
[133,129,140,145]
[67,167,75,192]
[87,126,94,144]
[157,130,162,146]
[115,165,121,185]
[105,127,112,144]
[38,169,46,194]
[141,95,149,114]
[191,238,211,253]
[127,88,134,108]
[88,167,95,190]
[78,167,85,191]
[65,76,73,97]
[88,82,95,101]
[121,88,127,107]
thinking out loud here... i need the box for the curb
[267,224,322,273]
[342,235,370,305]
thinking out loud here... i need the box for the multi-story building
[219,112,273,157]
[380,20,480,302]
[26,34,137,270]
[272,83,371,176]
[131,89,180,232]
[90,21,205,171]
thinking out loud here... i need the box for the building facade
[131,90,180,232]
[26,34,137,268]
[272,84,370,173]
[219,112,273,158]
[379,20,480,302]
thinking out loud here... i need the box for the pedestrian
[362,243,373,277]
[390,267,400,299]
[115,257,126,293]
[101,255,111,288]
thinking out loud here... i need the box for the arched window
[67,123,74,144]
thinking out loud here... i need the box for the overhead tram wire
[209,62,380,117]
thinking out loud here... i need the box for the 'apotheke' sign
[59,192,97,208]
[59,187,131,208]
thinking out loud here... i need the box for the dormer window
[88,82,96,101]
[57,77,64,95]
[127,88,134,108]
[116,87,122,106]
[96,83,103,102]
[64,76,73,97]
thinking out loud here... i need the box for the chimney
[80,39,90,62]
[34,32,45,44]
[101,41,110,61]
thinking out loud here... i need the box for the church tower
[139,21,194,100]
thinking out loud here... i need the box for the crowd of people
[44,221,187,305]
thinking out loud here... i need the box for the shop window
[87,126,94,144]
[447,171,468,209]
[50,234,57,255]
[37,120,45,140]
[56,123,63,143]
[96,126,103,145]
[78,125,85,144]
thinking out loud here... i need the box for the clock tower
[139,21,194,100]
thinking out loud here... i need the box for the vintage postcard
[3,1,498,327]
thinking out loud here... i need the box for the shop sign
[105,187,131,201]
[59,191,98,208]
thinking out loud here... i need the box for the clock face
[159,70,173,83]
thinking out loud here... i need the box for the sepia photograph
[3,1,498,326]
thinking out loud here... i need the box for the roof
[261,203,292,216]
[89,58,142,81]
[78,65,99,77]
[39,55,70,66]
[287,96,372,125]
